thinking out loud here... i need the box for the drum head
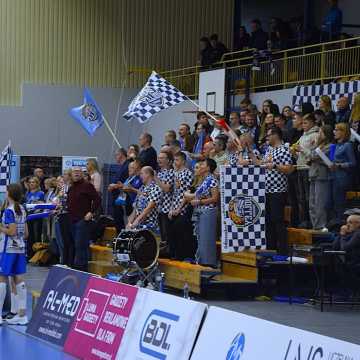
[132,230,159,269]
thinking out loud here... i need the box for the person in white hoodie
[292,113,319,228]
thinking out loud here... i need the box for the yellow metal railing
[128,36,360,99]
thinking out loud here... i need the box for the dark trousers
[113,205,125,234]
[27,218,43,258]
[58,213,73,266]
[70,220,91,272]
[168,213,196,260]
[297,169,310,226]
[287,171,299,227]
[158,213,171,245]
[266,192,288,255]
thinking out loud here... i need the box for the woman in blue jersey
[25,176,45,259]
[0,183,28,325]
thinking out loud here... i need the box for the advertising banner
[64,277,138,360]
[191,306,360,360]
[116,288,207,360]
[62,156,97,171]
[26,266,91,346]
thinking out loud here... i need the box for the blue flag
[70,88,104,136]
[123,71,187,124]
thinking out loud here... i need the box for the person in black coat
[234,26,250,51]
[249,19,268,50]
[199,37,214,67]
[209,33,228,63]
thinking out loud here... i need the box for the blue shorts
[0,253,26,276]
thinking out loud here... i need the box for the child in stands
[0,183,28,325]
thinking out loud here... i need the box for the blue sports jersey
[26,190,45,204]
[0,205,27,254]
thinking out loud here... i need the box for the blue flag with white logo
[123,71,188,124]
[70,88,104,136]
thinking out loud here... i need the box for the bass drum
[113,229,159,270]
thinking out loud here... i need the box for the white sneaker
[0,317,3,326]
[6,315,28,325]
[321,227,328,232]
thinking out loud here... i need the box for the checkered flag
[123,71,188,123]
[220,165,266,253]
[0,143,12,193]
[292,80,360,109]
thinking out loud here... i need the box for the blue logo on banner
[226,333,245,360]
[140,309,180,360]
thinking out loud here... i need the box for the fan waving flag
[124,71,187,123]
[70,88,104,136]
[0,143,12,193]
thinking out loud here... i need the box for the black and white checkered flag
[220,165,266,253]
[123,71,188,123]
[0,143,12,193]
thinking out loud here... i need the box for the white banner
[191,306,360,360]
[62,156,97,171]
[116,288,207,360]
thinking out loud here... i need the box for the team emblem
[228,194,261,228]
[81,103,99,122]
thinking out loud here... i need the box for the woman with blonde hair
[329,123,356,223]
[319,95,335,127]
[86,158,102,193]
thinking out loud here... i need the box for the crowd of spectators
[201,0,352,67]
[4,90,360,272]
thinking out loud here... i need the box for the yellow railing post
[320,44,325,84]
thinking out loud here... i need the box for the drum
[113,229,159,270]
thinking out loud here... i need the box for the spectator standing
[335,97,351,124]
[86,158,102,194]
[322,0,343,41]
[319,95,336,127]
[108,148,130,233]
[282,106,293,131]
[178,123,194,152]
[253,127,293,255]
[274,114,290,143]
[34,168,46,192]
[127,144,140,161]
[164,130,177,146]
[244,112,260,144]
[139,133,158,170]
[185,159,219,267]
[211,136,229,173]
[237,133,261,166]
[249,19,268,50]
[350,93,360,188]
[193,112,214,139]
[309,125,333,231]
[155,151,175,248]
[229,112,242,131]
[67,167,101,271]
[127,166,162,232]
[234,26,250,51]
[200,37,214,67]
[209,33,228,63]
[294,113,319,228]
[43,178,57,243]
[168,152,194,260]
[25,177,45,259]
[329,123,356,224]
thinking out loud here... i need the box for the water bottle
[183,283,189,299]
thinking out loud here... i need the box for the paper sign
[64,277,138,360]
[315,147,333,167]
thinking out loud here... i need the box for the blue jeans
[54,220,64,264]
[70,220,91,271]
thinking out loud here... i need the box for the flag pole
[185,97,242,148]
[102,117,122,149]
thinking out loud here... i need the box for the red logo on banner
[64,277,138,360]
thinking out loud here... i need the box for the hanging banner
[62,156,97,171]
[191,306,360,360]
[26,266,91,346]
[64,277,138,360]
[220,165,266,253]
[116,288,207,360]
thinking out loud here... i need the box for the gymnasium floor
[1,265,359,359]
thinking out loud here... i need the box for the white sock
[0,283,6,316]
[16,282,27,312]
[10,292,18,314]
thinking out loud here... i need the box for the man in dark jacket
[138,132,158,170]
[335,97,351,123]
[209,34,228,63]
[249,19,268,50]
[68,167,101,271]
